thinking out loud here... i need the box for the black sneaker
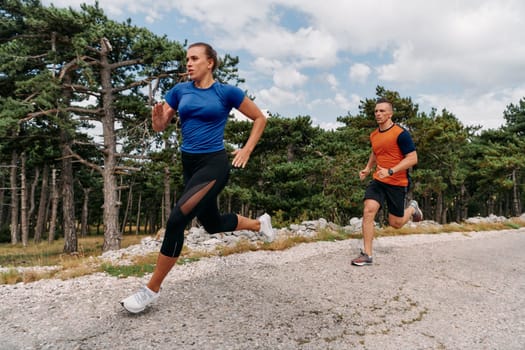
[351,250,373,266]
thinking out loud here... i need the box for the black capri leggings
[160,150,238,258]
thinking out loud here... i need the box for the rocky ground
[1,216,524,350]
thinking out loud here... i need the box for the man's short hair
[376,97,393,106]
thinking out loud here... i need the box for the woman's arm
[231,97,267,168]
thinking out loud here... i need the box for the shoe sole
[120,301,145,314]
[351,261,373,266]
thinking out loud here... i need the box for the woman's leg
[147,253,177,293]
[121,154,225,312]
[149,181,218,292]
[236,214,260,231]
[122,150,273,312]
[147,151,233,290]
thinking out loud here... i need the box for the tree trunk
[61,74,77,254]
[121,185,132,234]
[10,150,19,244]
[100,41,121,252]
[511,168,521,216]
[28,166,40,240]
[48,167,59,244]
[135,192,142,235]
[460,183,469,222]
[34,164,49,243]
[441,205,448,224]
[436,191,444,224]
[487,195,496,216]
[81,187,91,237]
[20,152,29,246]
[0,168,5,231]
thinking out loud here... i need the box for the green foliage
[102,263,155,278]
[215,54,245,86]
[503,98,525,136]
[177,257,202,265]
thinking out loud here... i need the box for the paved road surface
[1,229,524,349]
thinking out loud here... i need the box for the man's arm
[359,152,377,181]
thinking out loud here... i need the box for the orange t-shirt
[370,124,415,187]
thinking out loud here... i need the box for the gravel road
[1,228,524,350]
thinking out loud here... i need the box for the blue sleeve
[398,129,416,155]
[164,84,181,110]
[222,84,245,109]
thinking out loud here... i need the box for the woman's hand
[151,102,174,132]
[231,148,251,168]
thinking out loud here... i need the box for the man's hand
[359,168,371,181]
[375,165,390,179]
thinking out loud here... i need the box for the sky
[42,0,525,130]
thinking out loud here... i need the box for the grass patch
[0,235,145,283]
[316,228,349,241]
[0,235,143,267]
[177,257,202,265]
[217,238,262,256]
[102,263,155,278]
[0,269,24,284]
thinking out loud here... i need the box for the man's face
[374,102,393,124]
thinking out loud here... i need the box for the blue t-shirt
[164,81,245,153]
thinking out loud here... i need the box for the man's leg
[362,199,381,256]
[388,201,422,228]
[351,199,380,266]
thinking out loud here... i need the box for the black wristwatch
[388,168,394,176]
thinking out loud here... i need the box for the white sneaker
[409,200,423,222]
[259,213,275,242]
[121,286,159,314]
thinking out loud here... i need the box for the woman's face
[186,45,213,81]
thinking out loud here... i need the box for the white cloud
[231,26,338,70]
[306,92,360,118]
[349,63,371,84]
[416,86,525,130]
[373,2,525,89]
[252,57,283,73]
[273,69,308,89]
[336,93,361,117]
[256,86,305,112]
[326,74,339,90]
[315,120,344,131]
[333,93,355,113]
